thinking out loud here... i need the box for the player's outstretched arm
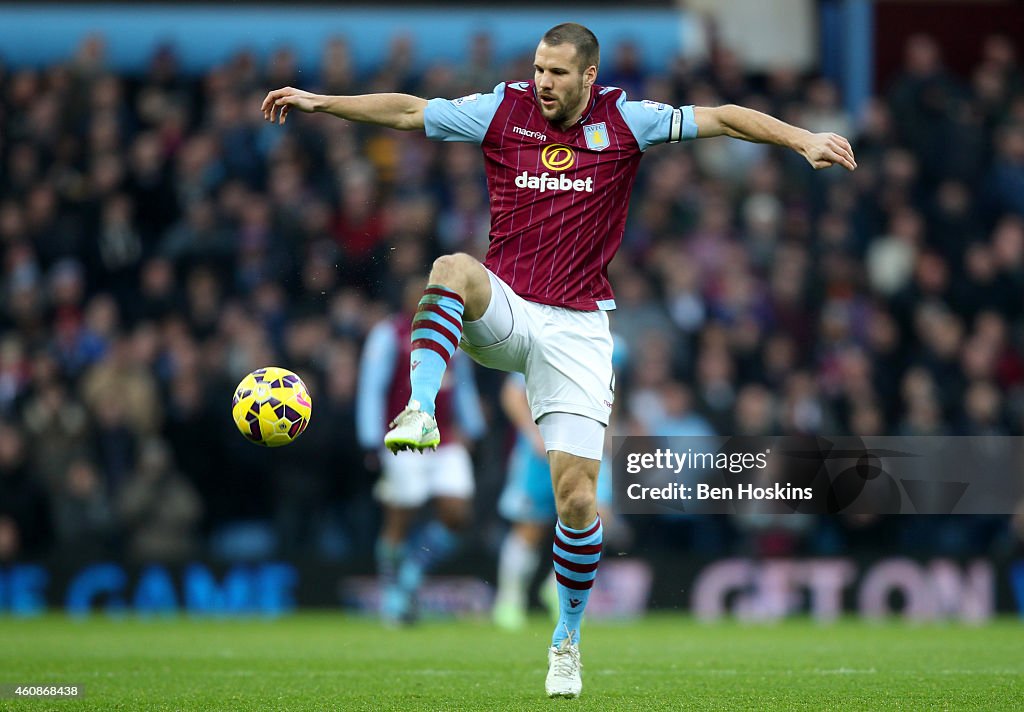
[261,87,427,131]
[693,104,856,171]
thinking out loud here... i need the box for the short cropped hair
[541,23,600,72]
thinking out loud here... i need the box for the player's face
[533,42,596,126]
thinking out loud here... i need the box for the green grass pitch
[0,614,1021,710]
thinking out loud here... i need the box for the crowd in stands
[1,30,1023,565]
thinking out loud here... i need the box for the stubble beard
[538,81,586,126]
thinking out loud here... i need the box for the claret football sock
[551,516,603,647]
[409,285,464,416]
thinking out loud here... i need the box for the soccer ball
[231,367,312,447]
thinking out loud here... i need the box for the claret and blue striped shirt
[424,81,698,311]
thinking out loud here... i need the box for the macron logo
[515,171,594,194]
[513,126,547,142]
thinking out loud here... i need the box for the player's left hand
[801,132,857,171]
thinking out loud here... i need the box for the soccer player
[263,22,855,698]
[356,280,484,625]
[493,372,618,631]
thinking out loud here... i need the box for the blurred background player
[357,280,484,625]
[491,372,621,630]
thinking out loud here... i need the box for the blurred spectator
[0,422,51,560]
[658,382,716,436]
[22,378,91,492]
[116,437,202,561]
[986,121,1024,217]
[887,33,965,183]
[733,384,777,436]
[0,337,31,416]
[319,37,357,95]
[603,40,645,98]
[80,331,162,436]
[51,457,114,558]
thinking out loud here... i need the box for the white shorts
[537,412,606,461]
[374,444,474,508]
[461,270,613,453]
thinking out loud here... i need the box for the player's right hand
[261,87,320,124]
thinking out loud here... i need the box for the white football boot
[545,632,582,699]
[384,400,440,453]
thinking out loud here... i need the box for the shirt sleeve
[355,321,397,449]
[423,82,506,144]
[616,93,699,151]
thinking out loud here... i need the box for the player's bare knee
[555,486,596,525]
[431,253,490,320]
[430,253,475,288]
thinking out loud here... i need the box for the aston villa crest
[583,122,610,151]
